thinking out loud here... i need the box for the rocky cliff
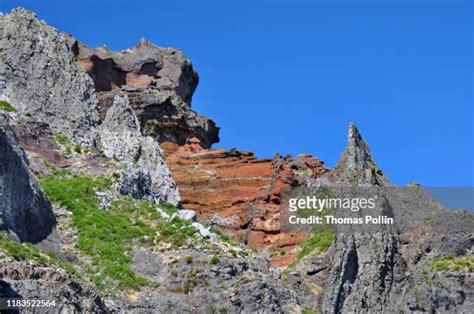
[0,8,99,146]
[0,114,56,243]
[71,37,219,149]
[0,7,472,314]
[162,142,329,263]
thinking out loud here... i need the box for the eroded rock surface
[162,142,329,256]
[0,258,108,313]
[73,38,219,148]
[0,8,99,146]
[99,94,180,205]
[0,115,56,243]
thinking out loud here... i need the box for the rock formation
[0,8,472,314]
[320,124,473,313]
[71,37,219,149]
[0,259,108,312]
[0,115,56,243]
[0,8,99,146]
[99,93,180,205]
[162,142,329,255]
[331,123,389,186]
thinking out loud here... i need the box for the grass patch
[433,255,473,272]
[41,171,197,290]
[210,255,220,265]
[289,230,333,268]
[0,100,16,112]
[53,132,72,146]
[0,233,83,280]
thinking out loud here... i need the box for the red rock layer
[162,139,330,265]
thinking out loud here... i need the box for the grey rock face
[0,8,99,146]
[320,123,473,313]
[99,94,180,205]
[129,249,316,313]
[0,115,56,243]
[119,136,180,205]
[0,259,108,313]
[331,123,389,186]
[98,94,142,162]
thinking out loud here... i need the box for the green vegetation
[40,170,197,290]
[433,255,474,272]
[0,233,83,281]
[73,145,82,154]
[185,255,193,264]
[144,119,161,135]
[0,100,16,112]
[301,309,316,314]
[210,255,221,265]
[52,132,71,146]
[210,227,232,242]
[289,230,333,268]
[53,132,86,155]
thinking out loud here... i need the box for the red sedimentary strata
[162,138,330,266]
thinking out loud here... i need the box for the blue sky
[2,0,472,186]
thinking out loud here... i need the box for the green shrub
[0,233,83,280]
[433,255,473,272]
[210,255,220,265]
[74,145,82,154]
[52,132,71,146]
[0,100,16,112]
[185,255,193,264]
[289,230,333,268]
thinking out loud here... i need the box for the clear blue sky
[2,0,473,186]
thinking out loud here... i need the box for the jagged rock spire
[331,123,389,186]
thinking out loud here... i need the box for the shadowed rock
[0,115,56,243]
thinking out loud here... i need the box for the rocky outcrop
[0,9,99,146]
[0,258,108,313]
[0,115,56,243]
[330,123,389,186]
[99,94,180,205]
[162,142,329,257]
[320,123,473,313]
[72,38,219,148]
[98,94,142,162]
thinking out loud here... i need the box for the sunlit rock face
[0,8,100,147]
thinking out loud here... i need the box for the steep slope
[319,123,473,313]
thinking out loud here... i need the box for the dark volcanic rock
[0,115,56,243]
[330,123,389,186]
[72,37,220,148]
